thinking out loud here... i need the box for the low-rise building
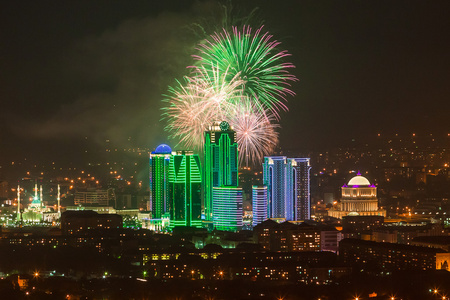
[339,238,450,272]
[61,210,122,235]
[254,219,340,252]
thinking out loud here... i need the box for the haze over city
[2,0,450,166]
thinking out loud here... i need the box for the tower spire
[40,185,43,209]
[57,184,61,214]
[17,185,21,221]
[35,181,38,201]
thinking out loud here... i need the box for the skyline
[1,1,450,166]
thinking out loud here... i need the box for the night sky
[1,0,450,165]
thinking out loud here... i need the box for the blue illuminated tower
[204,121,239,221]
[263,156,311,221]
[149,144,172,219]
[263,156,287,219]
[168,150,202,228]
[287,158,311,220]
[252,185,268,226]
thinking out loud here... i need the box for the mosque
[19,183,61,224]
[328,173,386,219]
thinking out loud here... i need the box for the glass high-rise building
[212,186,243,231]
[149,144,172,219]
[263,156,287,219]
[168,150,202,228]
[252,185,268,226]
[204,121,238,221]
[287,158,311,220]
[263,156,311,221]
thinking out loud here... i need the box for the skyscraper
[287,158,311,220]
[204,121,239,221]
[149,144,172,219]
[263,156,287,219]
[168,150,202,228]
[263,156,311,221]
[252,185,268,226]
[212,186,243,231]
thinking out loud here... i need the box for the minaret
[57,184,61,214]
[35,182,38,201]
[17,185,21,221]
[40,185,43,209]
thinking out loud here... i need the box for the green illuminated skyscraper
[204,121,239,221]
[149,144,172,219]
[212,186,243,231]
[168,150,202,228]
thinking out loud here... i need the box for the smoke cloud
[12,2,225,152]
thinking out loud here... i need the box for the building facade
[339,238,450,272]
[61,210,123,235]
[263,157,287,219]
[212,186,243,231]
[74,188,115,206]
[252,185,268,226]
[328,173,386,219]
[253,219,321,252]
[149,144,172,219]
[168,150,202,228]
[204,121,239,221]
[263,157,311,221]
[287,158,311,220]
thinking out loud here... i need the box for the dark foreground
[1,270,449,300]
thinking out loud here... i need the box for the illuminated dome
[153,144,172,154]
[348,212,360,216]
[348,174,371,186]
[328,171,386,219]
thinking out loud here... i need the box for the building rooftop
[152,144,172,154]
[347,173,371,186]
[413,236,450,245]
[340,238,448,253]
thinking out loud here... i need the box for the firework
[228,99,279,166]
[163,25,296,164]
[162,66,245,149]
[193,25,297,116]
[162,80,210,150]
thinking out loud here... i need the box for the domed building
[153,144,172,154]
[328,173,386,219]
[149,144,172,219]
